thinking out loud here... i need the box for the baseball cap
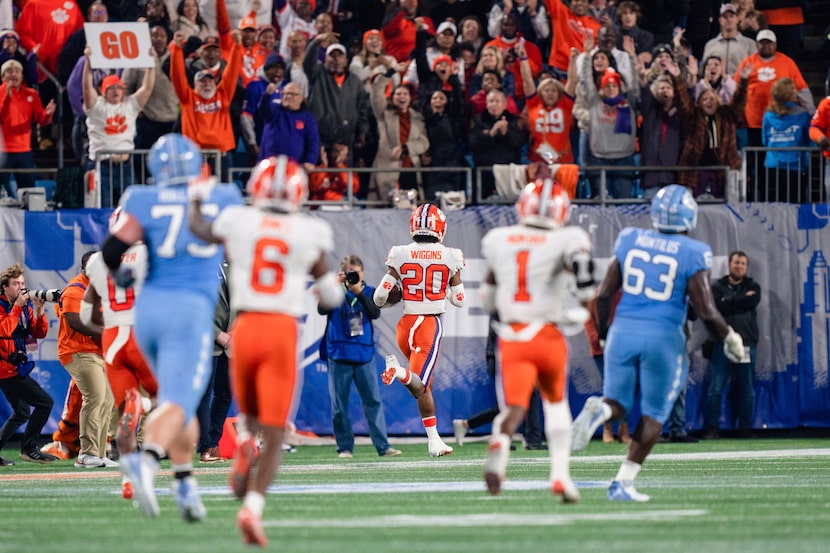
[0,59,23,75]
[652,43,673,58]
[326,43,347,56]
[263,52,285,70]
[239,16,256,30]
[436,21,457,36]
[756,29,777,43]
[194,69,216,81]
[200,36,220,50]
[101,74,124,93]
[719,3,737,16]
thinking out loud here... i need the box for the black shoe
[669,434,699,443]
[0,456,14,466]
[700,429,720,440]
[509,444,517,451]
[20,449,58,464]
[525,443,548,451]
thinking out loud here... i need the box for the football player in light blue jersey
[101,134,243,522]
[571,185,745,502]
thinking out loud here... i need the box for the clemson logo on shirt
[51,6,71,25]
[295,120,305,130]
[105,114,127,135]
[757,66,777,83]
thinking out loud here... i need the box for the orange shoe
[229,439,259,500]
[122,478,134,500]
[40,441,74,460]
[237,506,268,547]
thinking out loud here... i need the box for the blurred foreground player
[189,155,343,547]
[102,133,242,521]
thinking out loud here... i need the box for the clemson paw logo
[455,293,465,302]
[383,281,394,290]
[105,114,127,135]
[51,8,70,24]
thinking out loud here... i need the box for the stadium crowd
[0,0,827,205]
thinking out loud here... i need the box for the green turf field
[1,438,829,553]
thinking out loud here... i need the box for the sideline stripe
[263,510,710,528]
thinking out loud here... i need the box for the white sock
[543,400,572,482]
[244,491,266,517]
[615,459,642,482]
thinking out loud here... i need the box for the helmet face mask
[246,156,308,211]
[516,179,570,230]
[147,134,203,187]
[409,204,447,242]
[651,184,698,233]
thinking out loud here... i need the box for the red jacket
[0,84,54,153]
[0,296,48,379]
[15,0,84,80]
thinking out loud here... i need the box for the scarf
[601,94,632,134]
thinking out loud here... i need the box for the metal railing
[741,147,827,203]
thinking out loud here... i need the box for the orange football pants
[102,326,158,408]
[497,323,568,408]
[396,313,443,389]
[231,312,298,427]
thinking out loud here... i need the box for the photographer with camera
[318,255,400,459]
[0,263,59,465]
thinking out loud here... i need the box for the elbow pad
[373,274,398,307]
[316,272,344,310]
[79,301,93,327]
[102,235,131,271]
[480,282,496,312]
[448,283,465,307]
[571,251,595,302]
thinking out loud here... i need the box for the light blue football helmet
[147,133,203,186]
[651,184,698,233]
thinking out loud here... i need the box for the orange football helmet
[409,203,447,242]
[516,178,570,229]
[246,155,308,211]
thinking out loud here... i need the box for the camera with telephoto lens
[344,271,361,285]
[7,350,28,366]
[28,289,62,302]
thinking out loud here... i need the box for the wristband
[518,56,528,61]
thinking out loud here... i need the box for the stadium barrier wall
[1,204,829,438]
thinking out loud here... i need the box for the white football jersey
[385,242,465,315]
[213,206,334,316]
[481,224,591,324]
[85,246,148,328]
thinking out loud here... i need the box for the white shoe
[338,451,353,458]
[483,434,510,495]
[607,480,650,502]
[74,453,106,468]
[382,355,400,385]
[101,456,120,468]
[452,419,467,447]
[120,452,160,517]
[552,478,580,503]
[427,438,453,457]
[173,476,207,522]
[571,396,607,451]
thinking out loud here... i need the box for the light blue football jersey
[120,184,243,302]
[612,227,712,329]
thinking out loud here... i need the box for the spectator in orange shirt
[170,29,243,182]
[309,144,360,203]
[0,60,56,199]
[544,0,601,74]
[809,96,830,198]
[484,13,543,104]
[736,29,814,148]
[382,0,435,63]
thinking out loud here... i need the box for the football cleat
[120,452,160,517]
[571,396,607,451]
[173,476,207,522]
[552,478,580,504]
[607,480,651,502]
[483,434,510,495]
[382,355,399,385]
[238,506,268,547]
[427,438,453,458]
[230,439,260,500]
[122,476,134,500]
[40,441,75,460]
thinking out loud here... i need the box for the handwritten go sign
[84,23,154,69]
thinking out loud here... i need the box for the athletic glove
[723,326,745,363]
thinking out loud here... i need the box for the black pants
[0,374,54,452]
[196,353,232,451]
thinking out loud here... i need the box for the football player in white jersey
[373,203,465,458]
[189,155,343,547]
[480,179,595,501]
[81,208,157,500]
